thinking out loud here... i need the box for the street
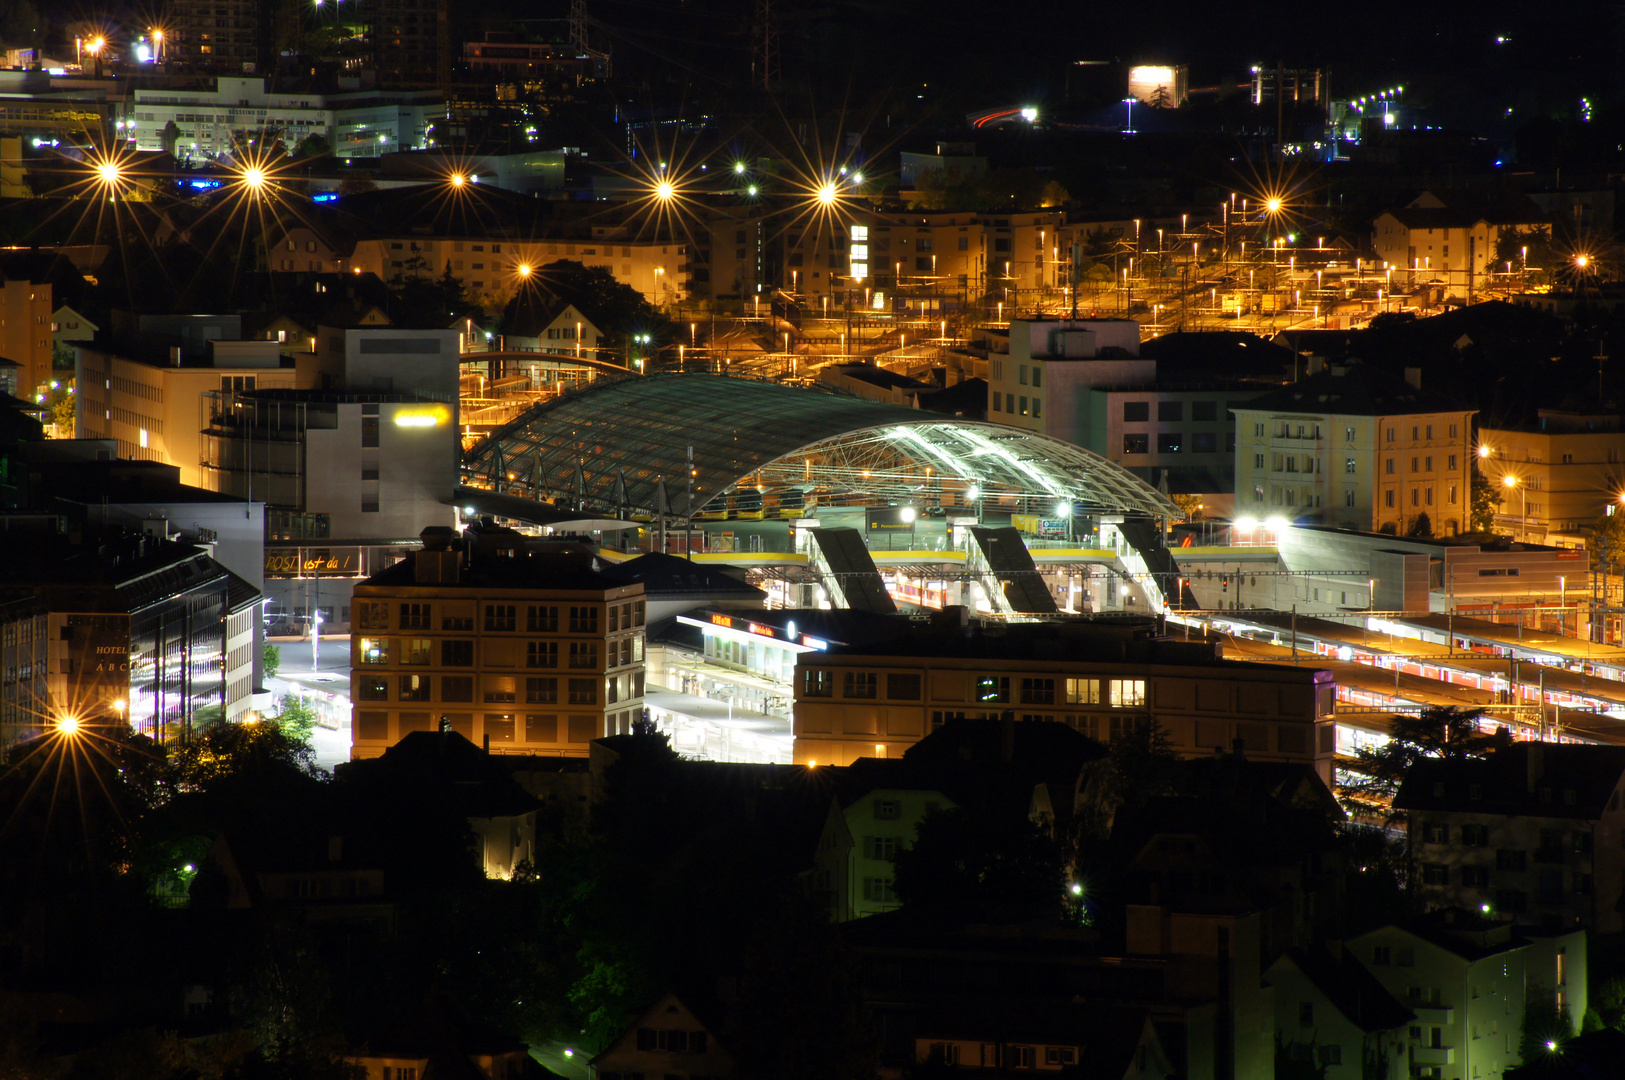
[266,634,353,771]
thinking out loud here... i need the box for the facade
[1265,947,1414,1080]
[1232,362,1476,536]
[1372,193,1546,292]
[792,623,1337,777]
[0,596,48,751]
[0,274,52,399]
[0,522,238,742]
[591,993,733,1080]
[812,782,955,921]
[348,526,647,759]
[198,326,459,630]
[1397,743,1625,933]
[50,304,99,345]
[77,339,298,485]
[132,78,441,162]
[168,0,271,73]
[1348,916,1585,1080]
[1477,412,1625,546]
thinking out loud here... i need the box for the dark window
[526,641,558,668]
[567,678,596,705]
[887,673,922,700]
[525,677,558,703]
[843,671,878,699]
[361,416,379,447]
[399,603,431,630]
[1192,432,1218,453]
[1123,434,1149,454]
[526,713,558,742]
[568,642,599,669]
[1191,401,1218,421]
[803,669,833,697]
[1462,866,1489,887]
[442,640,474,666]
[441,676,474,702]
[1497,849,1528,872]
[1158,401,1183,422]
[1123,401,1150,422]
[1422,822,1450,844]
[1422,863,1449,886]
[358,676,388,701]
[398,675,430,701]
[485,604,517,632]
[1461,824,1489,846]
[569,606,599,633]
[1020,677,1055,705]
[1157,433,1182,454]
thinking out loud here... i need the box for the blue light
[313,192,338,202]
[188,179,222,189]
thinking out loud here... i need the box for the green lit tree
[1337,707,1496,824]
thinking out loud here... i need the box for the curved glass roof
[463,374,1180,519]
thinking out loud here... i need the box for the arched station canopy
[462,373,1181,520]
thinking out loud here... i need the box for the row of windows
[354,710,601,746]
[357,673,643,705]
[1420,822,1593,855]
[356,600,645,633]
[357,637,640,669]
[801,672,1145,707]
[1126,432,1224,455]
[992,393,1040,419]
[1126,400,1226,423]
[1385,454,1462,475]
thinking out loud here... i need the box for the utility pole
[750,0,778,92]
[569,0,588,54]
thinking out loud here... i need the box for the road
[267,634,353,771]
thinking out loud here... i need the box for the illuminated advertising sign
[393,403,451,428]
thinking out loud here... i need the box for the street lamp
[1503,474,1527,542]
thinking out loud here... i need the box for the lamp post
[1503,474,1527,542]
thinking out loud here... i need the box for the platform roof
[462,373,1180,519]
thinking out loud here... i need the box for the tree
[1337,707,1496,823]
[294,133,332,159]
[262,644,282,680]
[1520,981,1573,1059]
[165,710,321,788]
[891,806,1065,919]
[1407,511,1433,538]
[536,260,672,349]
[725,896,878,1080]
[1588,510,1625,576]
[1039,180,1070,208]
[1470,471,1502,533]
[1075,720,1180,837]
[271,692,318,743]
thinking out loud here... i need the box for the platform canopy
[462,373,1181,520]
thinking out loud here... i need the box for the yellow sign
[394,404,450,428]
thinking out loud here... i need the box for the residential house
[913,1003,1173,1079]
[1477,412,1625,546]
[1396,743,1625,932]
[1265,945,1414,1080]
[1372,192,1547,294]
[591,992,733,1080]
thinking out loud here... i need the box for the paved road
[267,635,352,771]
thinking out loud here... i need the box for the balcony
[1410,1004,1454,1024]
[1412,1047,1454,1066]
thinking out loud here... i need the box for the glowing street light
[817,182,838,206]
[1265,197,1283,214]
[94,160,122,186]
[655,179,675,200]
[516,263,533,280]
[242,166,266,189]
[56,714,82,736]
[449,172,467,188]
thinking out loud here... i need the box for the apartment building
[792,620,1336,779]
[0,274,52,398]
[348,525,647,759]
[1477,412,1625,546]
[1371,192,1547,289]
[1232,362,1476,536]
[1349,915,1584,1080]
[1397,742,1625,933]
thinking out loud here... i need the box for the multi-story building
[792,620,1337,778]
[985,319,1263,494]
[198,325,460,630]
[168,0,272,74]
[76,339,298,485]
[132,77,441,162]
[0,520,248,742]
[0,272,52,399]
[1349,915,1584,1080]
[348,524,647,758]
[0,595,48,751]
[1477,412,1625,547]
[1265,946,1413,1080]
[1232,361,1476,536]
[357,0,445,88]
[1372,192,1547,292]
[1397,742,1625,933]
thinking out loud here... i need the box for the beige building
[349,526,647,759]
[1371,191,1547,293]
[792,622,1336,780]
[76,340,299,486]
[1232,362,1475,536]
[1477,412,1625,546]
[0,275,52,399]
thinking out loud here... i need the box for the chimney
[1404,366,1422,389]
[1230,737,1247,762]
[1307,355,1326,376]
[1527,741,1545,792]
[170,346,183,366]
[415,526,460,583]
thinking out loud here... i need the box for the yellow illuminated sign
[393,404,450,428]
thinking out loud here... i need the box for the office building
[348,524,647,759]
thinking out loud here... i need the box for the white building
[131,77,441,161]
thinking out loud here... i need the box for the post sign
[867,507,915,532]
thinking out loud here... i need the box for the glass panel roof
[464,374,1180,519]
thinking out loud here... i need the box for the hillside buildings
[348,524,647,759]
